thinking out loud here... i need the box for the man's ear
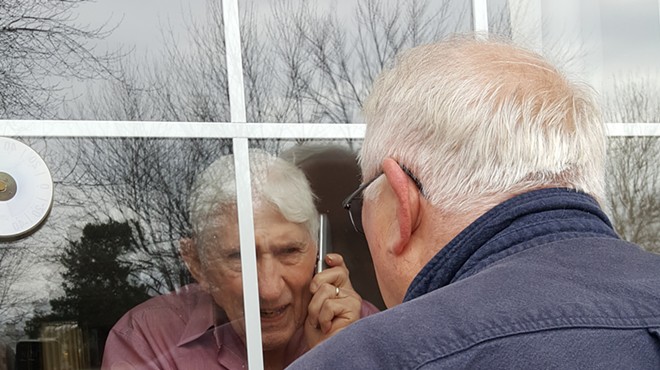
[382,158,421,256]
[180,237,209,290]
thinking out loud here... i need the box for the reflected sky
[68,0,660,113]
[600,0,660,72]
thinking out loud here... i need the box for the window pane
[0,137,254,369]
[239,0,473,123]
[240,138,383,368]
[490,0,660,121]
[1,1,218,122]
[606,136,660,254]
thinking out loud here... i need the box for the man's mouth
[260,305,288,319]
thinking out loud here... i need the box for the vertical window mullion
[472,0,489,34]
[222,0,264,369]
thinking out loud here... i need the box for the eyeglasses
[342,164,424,234]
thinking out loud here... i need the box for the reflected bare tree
[605,76,660,254]
[0,242,31,330]
[58,138,231,294]
[76,0,468,124]
[0,0,119,119]
[267,0,465,123]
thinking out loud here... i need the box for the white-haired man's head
[188,149,319,249]
[360,36,606,215]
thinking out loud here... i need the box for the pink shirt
[101,284,378,369]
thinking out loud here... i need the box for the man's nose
[257,257,285,301]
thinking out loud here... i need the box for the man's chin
[261,329,295,351]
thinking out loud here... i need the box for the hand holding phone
[306,242,363,347]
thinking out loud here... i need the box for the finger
[324,253,345,268]
[316,295,362,334]
[309,283,361,332]
[306,282,342,327]
[304,315,324,349]
[310,255,353,292]
[319,268,353,291]
[304,313,323,348]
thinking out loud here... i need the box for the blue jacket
[288,188,660,369]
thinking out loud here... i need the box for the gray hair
[189,149,319,248]
[360,35,606,214]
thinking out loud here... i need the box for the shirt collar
[175,285,249,368]
[176,285,224,346]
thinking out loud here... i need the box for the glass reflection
[606,136,660,255]
[240,0,472,123]
[0,137,233,369]
[488,0,660,114]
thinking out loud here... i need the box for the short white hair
[189,149,319,247]
[360,36,606,214]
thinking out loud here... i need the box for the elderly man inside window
[102,149,378,370]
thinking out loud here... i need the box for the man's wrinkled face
[197,206,317,351]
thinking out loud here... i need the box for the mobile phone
[316,213,332,273]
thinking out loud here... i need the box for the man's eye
[283,246,303,255]
[227,252,241,260]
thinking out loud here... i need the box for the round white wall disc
[0,137,54,239]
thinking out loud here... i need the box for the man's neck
[263,349,286,370]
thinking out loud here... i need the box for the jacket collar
[404,188,618,302]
